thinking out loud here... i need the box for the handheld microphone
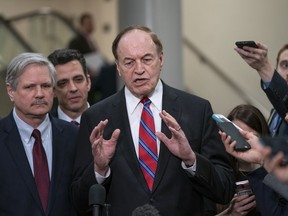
[89,184,106,216]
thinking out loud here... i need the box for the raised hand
[156,110,196,166]
[234,42,274,82]
[90,119,120,175]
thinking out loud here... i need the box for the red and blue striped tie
[139,97,158,191]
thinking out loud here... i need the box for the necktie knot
[32,129,41,141]
[71,120,80,126]
[141,97,151,107]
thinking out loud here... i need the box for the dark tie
[139,97,158,191]
[71,120,80,126]
[32,129,50,212]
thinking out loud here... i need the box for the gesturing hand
[156,110,196,166]
[90,119,120,176]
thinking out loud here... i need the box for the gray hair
[5,52,57,90]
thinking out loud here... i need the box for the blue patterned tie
[139,97,158,191]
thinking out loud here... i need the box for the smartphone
[259,136,288,166]
[212,114,251,151]
[212,114,242,131]
[235,41,258,49]
[235,180,253,196]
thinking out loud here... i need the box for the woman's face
[232,119,259,136]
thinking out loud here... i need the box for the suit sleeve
[182,99,235,204]
[262,70,288,118]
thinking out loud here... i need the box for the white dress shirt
[95,80,195,183]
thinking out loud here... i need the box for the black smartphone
[260,136,288,166]
[215,121,251,151]
[235,41,258,49]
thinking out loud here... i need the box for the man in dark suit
[235,43,288,137]
[71,25,235,216]
[0,53,78,216]
[48,48,91,125]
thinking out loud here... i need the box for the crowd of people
[0,12,288,216]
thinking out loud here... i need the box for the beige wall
[0,0,286,119]
[182,0,288,118]
[0,0,117,117]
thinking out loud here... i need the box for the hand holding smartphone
[212,114,251,151]
[236,180,253,196]
[235,41,258,49]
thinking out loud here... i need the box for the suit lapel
[109,85,181,193]
[3,113,43,210]
[109,90,149,190]
[152,83,181,191]
[46,118,66,214]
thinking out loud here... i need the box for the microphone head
[89,184,106,206]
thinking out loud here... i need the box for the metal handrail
[182,37,253,104]
[182,36,271,116]
[6,7,78,35]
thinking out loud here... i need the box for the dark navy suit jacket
[262,71,288,136]
[0,112,78,216]
[71,81,235,216]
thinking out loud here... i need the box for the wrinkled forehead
[117,30,157,56]
[120,29,155,47]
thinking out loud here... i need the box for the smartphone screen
[236,180,253,196]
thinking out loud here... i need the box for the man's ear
[6,84,15,102]
[159,52,164,70]
[86,74,92,91]
[115,61,121,77]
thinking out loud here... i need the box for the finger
[90,124,100,143]
[256,42,268,50]
[159,111,169,126]
[90,119,109,143]
[285,112,288,122]
[111,129,121,142]
[156,131,169,145]
[161,110,179,128]
[262,147,272,159]
[168,126,182,135]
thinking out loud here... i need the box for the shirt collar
[13,108,51,144]
[125,80,163,114]
[57,102,90,123]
